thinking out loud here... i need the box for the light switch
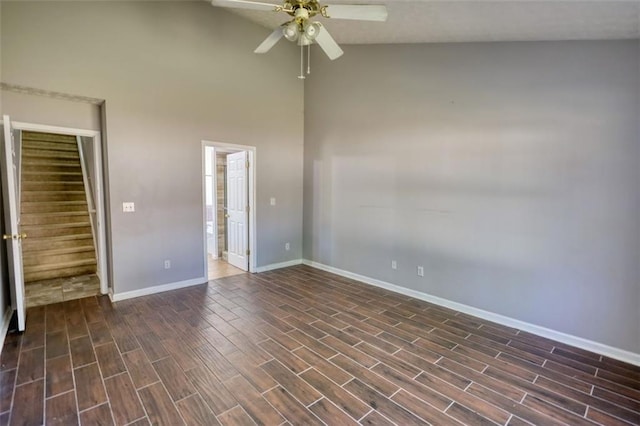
[270,197,276,206]
[122,202,135,213]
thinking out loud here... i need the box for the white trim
[92,133,109,295]
[0,308,14,352]
[76,136,98,265]
[303,259,640,367]
[109,277,207,302]
[11,121,98,137]
[255,259,303,273]
[201,140,257,276]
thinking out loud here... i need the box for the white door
[1,115,26,331]
[226,151,249,271]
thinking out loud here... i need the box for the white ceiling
[219,0,640,44]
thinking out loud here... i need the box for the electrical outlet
[417,266,424,277]
[122,202,135,213]
[285,242,290,251]
[270,197,276,206]
[391,260,397,270]
[164,260,171,269]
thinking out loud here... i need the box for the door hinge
[246,160,250,169]
[246,249,250,256]
[246,205,250,213]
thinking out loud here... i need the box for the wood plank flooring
[1,265,639,425]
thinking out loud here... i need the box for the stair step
[22,149,80,160]
[24,258,97,272]
[22,240,93,255]
[21,211,91,226]
[22,171,83,181]
[22,132,77,144]
[22,165,82,174]
[23,221,91,230]
[24,262,97,283]
[22,225,92,239]
[23,247,96,266]
[26,245,95,256]
[21,140,78,152]
[22,182,85,192]
[22,158,80,168]
[23,249,96,267]
[22,191,87,202]
[21,201,88,214]
[23,237,95,253]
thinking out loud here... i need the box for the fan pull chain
[298,43,305,79]
[307,44,311,75]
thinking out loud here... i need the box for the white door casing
[0,115,27,331]
[226,151,249,271]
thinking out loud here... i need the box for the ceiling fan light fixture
[303,21,321,41]
[283,21,300,41]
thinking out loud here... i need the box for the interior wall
[0,90,101,131]
[303,40,640,353]
[1,1,304,294]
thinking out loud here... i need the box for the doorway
[202,141,256,280]
[2,118,109,314]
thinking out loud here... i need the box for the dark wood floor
[1,265,639,425]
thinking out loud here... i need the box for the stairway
[20,131,97,283]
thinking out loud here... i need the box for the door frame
[1,115,26,331]
[9,121,110,295]
[201,140,256,275]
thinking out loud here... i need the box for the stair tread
[22,144,78,152]
[22,222,91,229]
[22,211,89,217]
[22,233,93,242]
[22,245,95,255]
[22,190,86,194]
[23,171,83,176]
[23,259,97,273]
[22,152,80,159]
[22,132,76,141]
[22,184,85,189]
[22,200,87,205]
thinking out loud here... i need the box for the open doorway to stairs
[12,121,109,307]
[202,141,256,280]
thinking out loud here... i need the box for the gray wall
[0,91,101,131]
[1,1,304,294]
[304,40,640,353]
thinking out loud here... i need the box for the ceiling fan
[211,0,387,77]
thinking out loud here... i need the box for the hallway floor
[24,274,100,308]
[208,256,245,280]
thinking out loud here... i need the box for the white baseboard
[303,260,640,367]
[255,259,303,273]
[0,307,14,354]
[109,277,207,302]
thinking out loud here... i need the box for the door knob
[225,214,230,218]
[3,233,26,240]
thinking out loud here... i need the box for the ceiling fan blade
[323,4,388,21]
[314,24,343,60]
[211,0,280,11]
[254,27,285,54]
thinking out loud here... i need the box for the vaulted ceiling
[221,0,640,44]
